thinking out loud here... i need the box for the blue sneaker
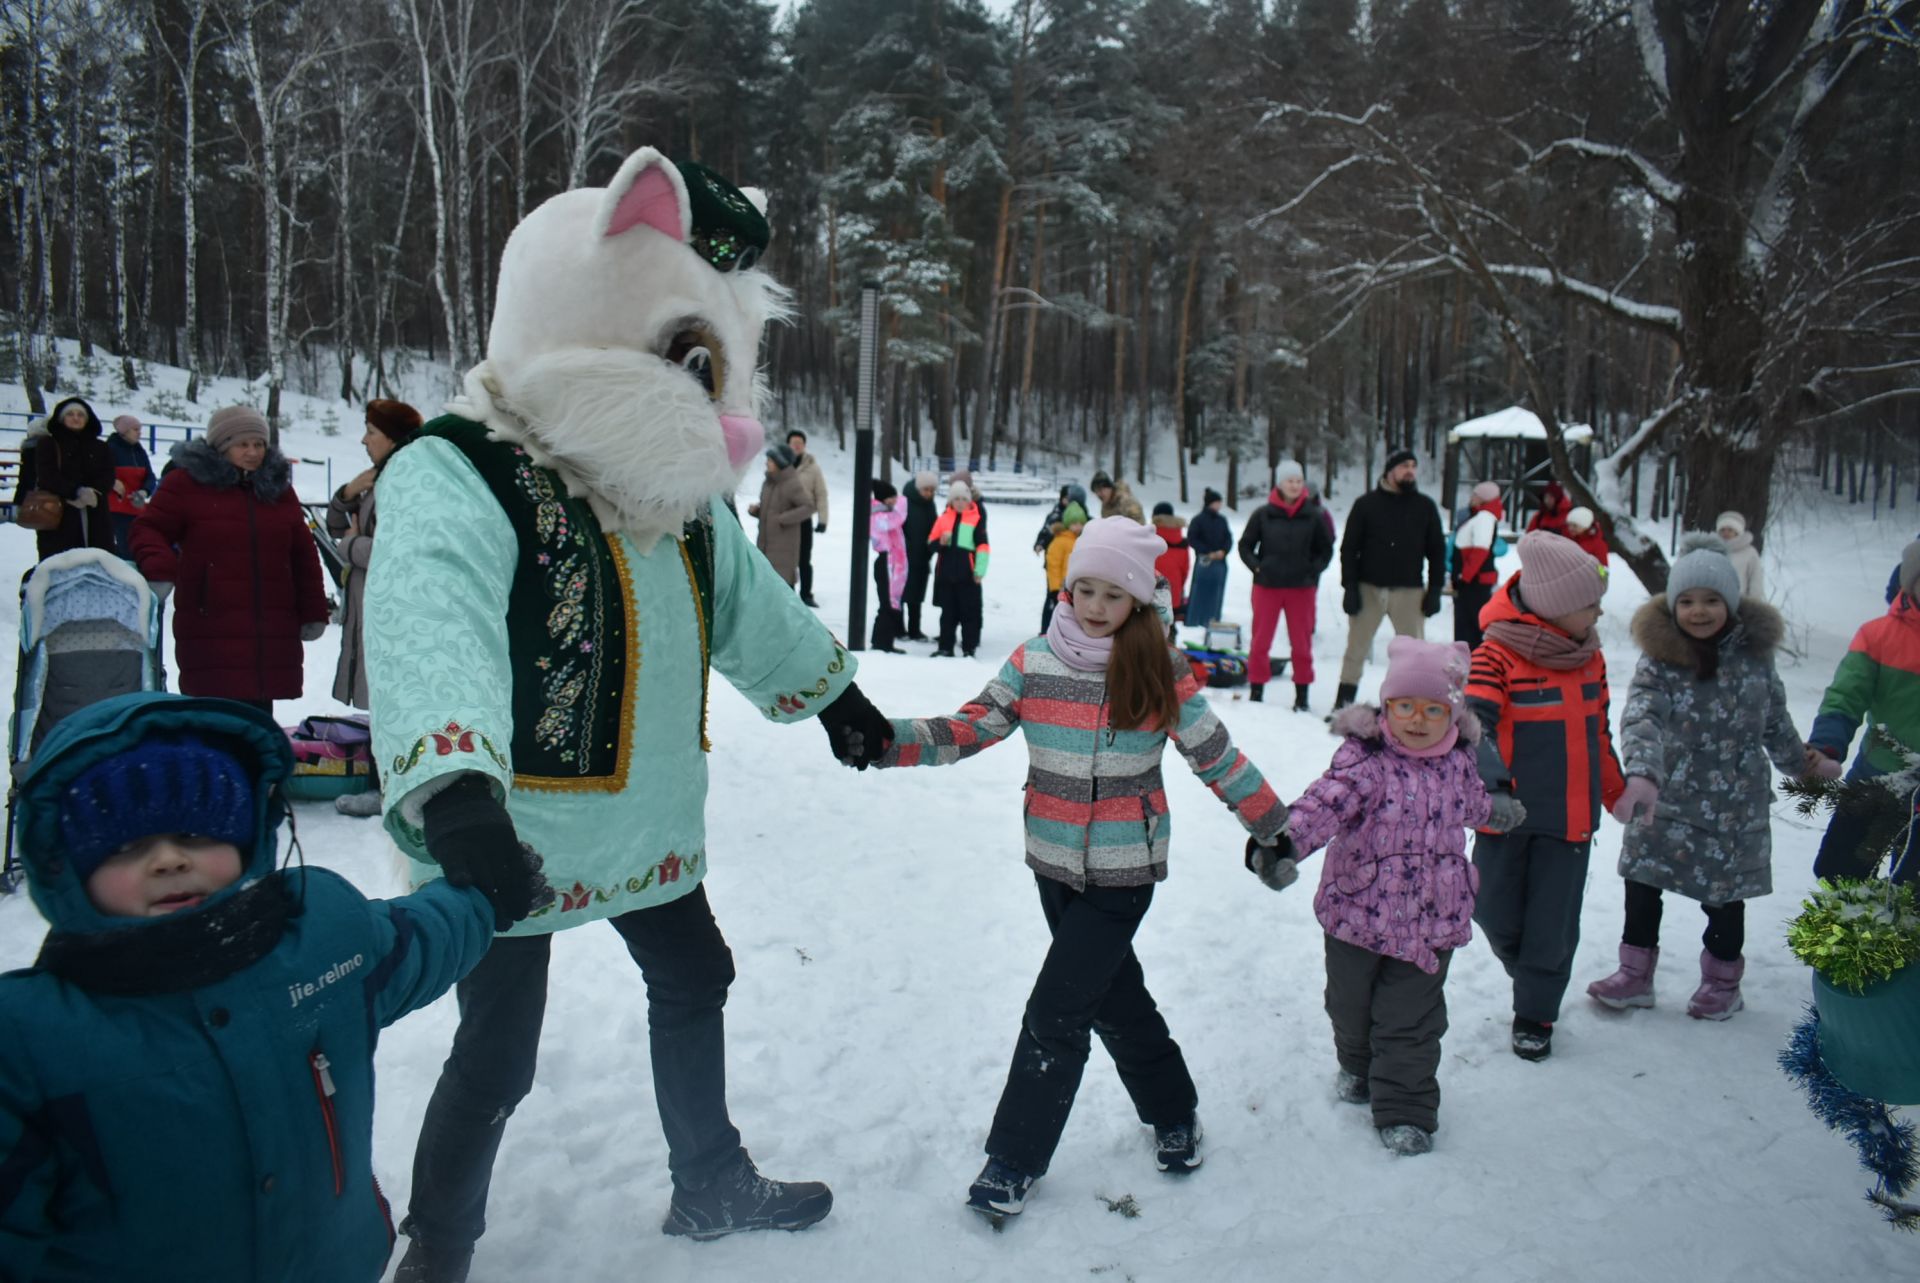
[966,1157,1035,1223]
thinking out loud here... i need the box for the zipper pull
[313,1052,337,1097]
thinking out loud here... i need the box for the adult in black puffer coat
[129,406,328,709]
[902,470,940,639]
[16,396,117,561]
[1237,462,1335,709]
[1335,449,1445,710]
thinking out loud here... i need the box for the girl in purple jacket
[1250,637,1510,1155]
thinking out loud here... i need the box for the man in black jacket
[1334,448,1446,710]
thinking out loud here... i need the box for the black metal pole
[847,283,880,650]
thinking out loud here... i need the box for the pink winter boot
[1586,943,1658,1010]
[1686,951,1745,1021]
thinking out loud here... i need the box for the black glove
[1342,584,1361,616]
[815,521,827,533]
[1245,833,1298,891]
[422,776,556,931]
[818,680,893,769]
[1422,585,1442,618]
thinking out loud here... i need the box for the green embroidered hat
[676,160,769,273]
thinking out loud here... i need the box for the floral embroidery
[391,720,511,776]
[524,851,706,919]
[762,646,849,719]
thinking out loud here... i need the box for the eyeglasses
[1385,699,1451,721]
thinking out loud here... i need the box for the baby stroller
[3,549,166,891]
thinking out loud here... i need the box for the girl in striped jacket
[878,517,1288,1225]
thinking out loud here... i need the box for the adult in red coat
[1150,501,1191,620]
[130,405,328,709]
[1526,481,1572,538]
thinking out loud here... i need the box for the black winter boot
[1326,682,1358,721]
[392,1235,472,1283]
[1293,683,1311,712]
[662,1151,833,1241]
[1511,1016,1554,1062]
[1249,683,1264,703]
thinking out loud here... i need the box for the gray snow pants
[1470,831,1591,1024]
[1323,935,1451,1133]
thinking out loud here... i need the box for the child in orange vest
[1466,531,1626,1061]
[1041,500,1087,632]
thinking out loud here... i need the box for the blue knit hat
[59,735,256,882]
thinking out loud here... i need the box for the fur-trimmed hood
[168,436,294,503]
[1329,701,1481,745]
[1631,594,1783,665]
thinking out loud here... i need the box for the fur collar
[1632,594,1784,664]
[449,354,745,554]
[169,436,294,502]
[1329,701,1481,745]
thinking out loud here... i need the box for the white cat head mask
[460,148,784,546]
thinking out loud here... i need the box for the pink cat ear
[599,149,689,242]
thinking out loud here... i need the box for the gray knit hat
[1899,540,1920,603]
[1274,459,1305,484]
[1666,532,1742,613]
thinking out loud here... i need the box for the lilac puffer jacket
[1287,705,1493,973]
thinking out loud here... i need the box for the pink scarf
[1481,618,1600,670]
[1046,605,1113,672]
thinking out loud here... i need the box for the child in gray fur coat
[1586,534,1832,1021]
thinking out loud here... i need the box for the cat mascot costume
[365,149,892,1282]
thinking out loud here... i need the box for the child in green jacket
[0,694,547,1283]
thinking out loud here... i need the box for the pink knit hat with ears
[1515,530,1606,617]
[1380,637,1473,721]
[1065,516,1165,603]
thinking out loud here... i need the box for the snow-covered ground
[0,357,1913,1281]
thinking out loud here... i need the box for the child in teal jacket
[0,694,546,1282]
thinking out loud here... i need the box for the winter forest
[4,0,1919,592]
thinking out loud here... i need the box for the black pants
[905,547,934,634]
[985,875,1197,1177]
[937,579,983,655]
[871,554,904,650]
[1620,879,1744,961]
[1471,831,1591,1024]
[404,886,742,1250]
[797,521,815,598]
[1040,587,1060,634]
[110,511,138,559]
[1452,581,1491,649]
[1323,935,1451,1133]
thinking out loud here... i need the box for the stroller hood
[15,694,293,934]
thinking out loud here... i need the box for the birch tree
[149,0,220,402]
[228,0,333,427]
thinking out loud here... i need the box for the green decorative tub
[1814,963,1920,1105]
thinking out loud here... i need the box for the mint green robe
[364,435,854,936]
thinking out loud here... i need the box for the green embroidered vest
[416,417,715,790]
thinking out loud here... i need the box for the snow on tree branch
[1526,137,1682,206]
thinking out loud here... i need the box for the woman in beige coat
[751,443,817,587]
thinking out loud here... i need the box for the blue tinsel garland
[1779,1005,1919,1229]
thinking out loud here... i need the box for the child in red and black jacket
[1466,531,1626,1062]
